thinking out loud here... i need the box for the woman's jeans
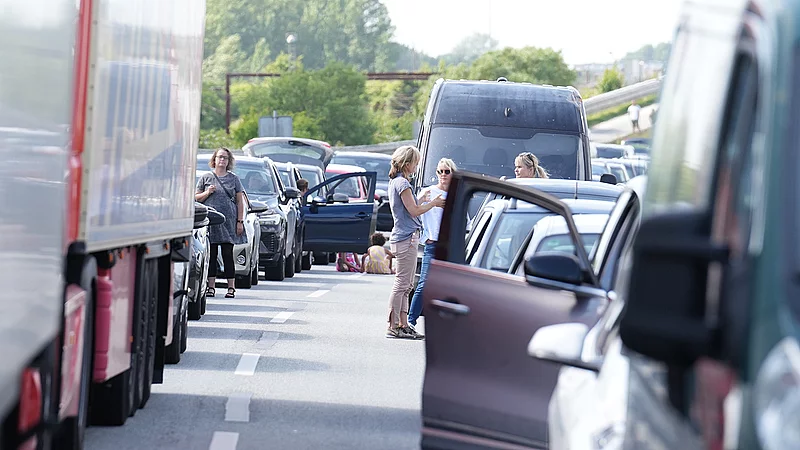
[408,242,436,326]
[387,232,419,329]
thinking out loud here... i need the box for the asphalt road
[85,265,425,450]
[589,103,658,143]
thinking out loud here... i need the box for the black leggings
[208,243,235,279]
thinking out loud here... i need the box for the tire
[265,255,286,281]
[285,254,296,278]
[236,273,252,289]
[180,307,188,354]
[201,292,207,315]
[301,252,312,271]
[165,300,182,364]
[313,252,328,266]
[139,259,159,409]
[329,252,336,263]
[56,257,96,449]
[250,258,259,285]
[294,240,303,273]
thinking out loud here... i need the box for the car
[466,198,616,272]
[619,137,651,155]
[418,171,642,450]
[187,202,223,320]
[590,142,636,159]
[414,78,593,194]
[592,159,630,184]
[196,154,269,288]
[617,157,649,178]
[331,151,393,232]
[236,157,303,281]
[325,163,369,201]
[242,136,334,167]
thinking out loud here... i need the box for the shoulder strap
[212,172,236,201]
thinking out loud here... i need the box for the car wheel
[285,254,296,278]
[251,258,259,285]
[265,255,286,281]
[294,239,303,273]
[313,251,328,265]
[301,252,312,271]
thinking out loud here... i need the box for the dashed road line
[270,311,294,323]
[209,431,239,450]
[307,289,330,298]
[225,393,252,422]
[234,353,260,376]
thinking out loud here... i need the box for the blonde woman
[514,152,549,178]
[386,146,445,339]
[408,157,456,327]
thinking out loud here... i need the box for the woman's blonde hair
[208,147,236,170]
[515,152,549,178]
[389,145,420,178]
[437,157,457,172]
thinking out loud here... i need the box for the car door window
[465,210,492,263]
[479,210,555,271]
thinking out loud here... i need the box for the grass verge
[614,129,652,144]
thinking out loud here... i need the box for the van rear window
[422,126,579,186]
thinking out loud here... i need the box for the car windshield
[480,211,554,271]
[424,126,579,186]
[234,164,278,196]
[536,233,600,255]
[297,168,322,188]
[331,156,391,182]
[596,147,625,159]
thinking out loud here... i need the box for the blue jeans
[408,242,436,326]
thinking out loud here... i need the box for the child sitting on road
[336,252,362,273]
[361,233,395,274]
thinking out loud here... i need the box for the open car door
[302,171,377,253]
[421,172,609,449]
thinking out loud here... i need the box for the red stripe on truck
[67,0,93,243]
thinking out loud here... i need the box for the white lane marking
[350,272,365,279]
[209,431,239,450]
[307,289,330,298]
[270,311,294,323]
[234,353,260,376]
[225,393,252,422]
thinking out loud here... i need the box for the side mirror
[600,173,618,185]
[528,323,599,372]
[249,200,269,214]
[207,209,226,226]
[193,218,210,230]
[524,252,583,286]
[331,193,349,203]
[193,202,208,227]
[284,187,301,199]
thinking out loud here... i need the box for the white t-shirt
[418,185,447,242]
[628,104,642,120]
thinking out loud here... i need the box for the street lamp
[638,60,645,82]
[286,32,297,71]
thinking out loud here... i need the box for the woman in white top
[407,158,457,327]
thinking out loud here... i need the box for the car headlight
[258,212,281,225]
[754,337,800,450]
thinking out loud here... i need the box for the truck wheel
[139,258,159,409]
[56,258,96,449]
[285,254,296,278]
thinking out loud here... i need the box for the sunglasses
[437,169,452,175]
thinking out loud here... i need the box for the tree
[440,33,499,66]
[598,68,624,93]
[202,35,248,82]
[469,47,576,86]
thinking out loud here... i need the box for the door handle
[355,211,369,219]
[431,299,470,316]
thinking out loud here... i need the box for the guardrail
[582,78,662,115]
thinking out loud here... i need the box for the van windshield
[423,126,580,186]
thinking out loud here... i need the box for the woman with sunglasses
[407,158,457,328]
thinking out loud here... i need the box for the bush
[198,128,237,150]
[597,68,624,93]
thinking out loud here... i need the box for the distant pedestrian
[628,100,642,133]
[297,178,309,196]
[514,152,549,179]
[385,145,444,339]
[361,233,395,274]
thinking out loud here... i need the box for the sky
[381,0,684,65]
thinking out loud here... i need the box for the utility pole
[286,32,297,71]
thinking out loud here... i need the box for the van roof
[432,80,584,132]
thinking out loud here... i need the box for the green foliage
[598,68,624,93]
[230,112,259,147]
[621,42,671,63]
[199,129,237,149]
[469,47,576,85]
[439,33,499,66]
[201,82,227,130]
[587,94,658,127]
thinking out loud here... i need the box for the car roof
[505,178,623,200]
[333,151,391,160]
[486,198,616,215]
[534,213,611,237]
[326,163,366,173]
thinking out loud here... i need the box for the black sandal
[225,287,235,298]
[206,286,216,297]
